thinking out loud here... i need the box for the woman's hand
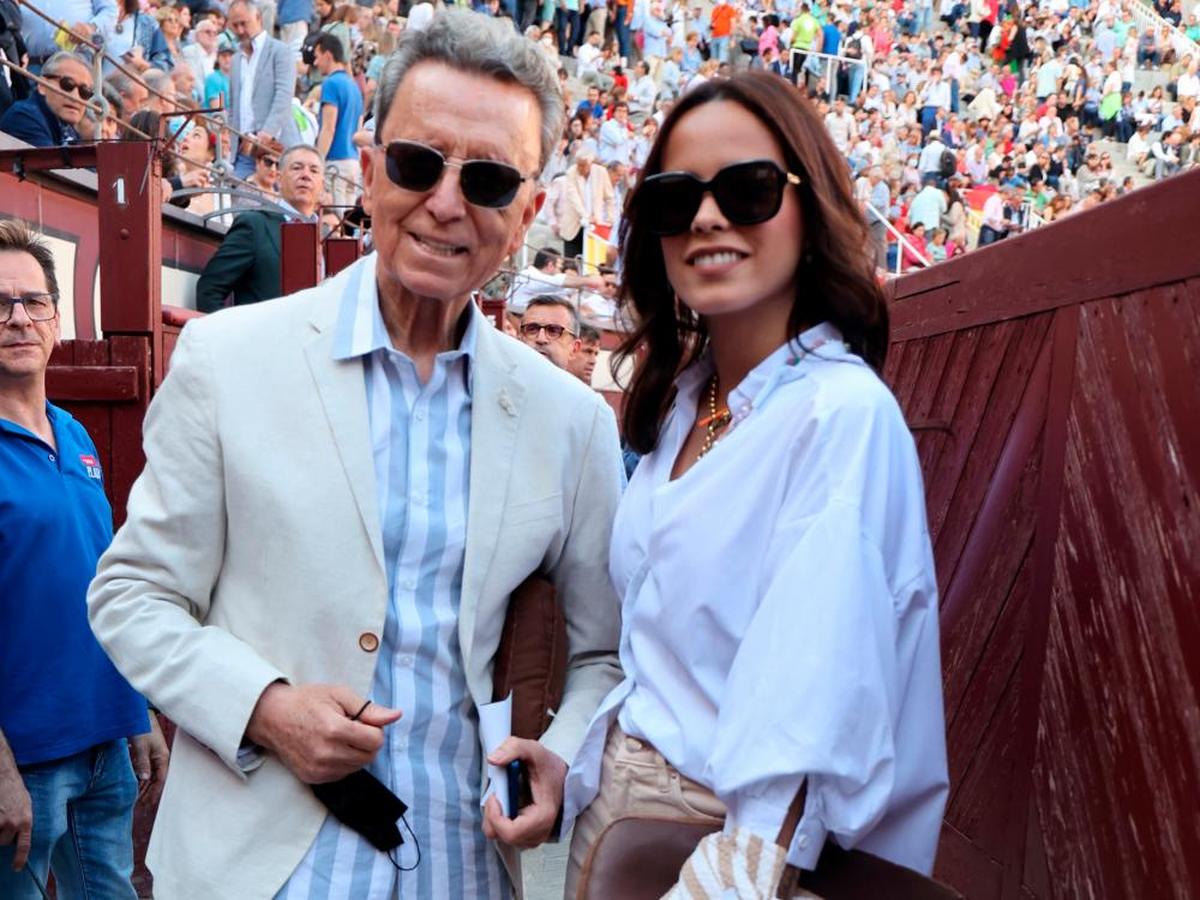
[481,737,568,849]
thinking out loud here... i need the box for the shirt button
[397,737,408,751]
[404,580,416,591]
[414,410,425,422]
[48,453,56,462]
[358,632,380,653]
[401,655,414,667]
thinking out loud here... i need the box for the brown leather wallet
[491,574,567,740]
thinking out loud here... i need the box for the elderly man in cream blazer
[555,146,616,261]
[88,12,623,899]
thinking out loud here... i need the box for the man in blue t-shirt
[313,31,364,212]
[0,219,168,897]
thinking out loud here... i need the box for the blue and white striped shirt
[276,262,509,899]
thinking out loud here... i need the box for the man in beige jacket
[555,146,616,261]
[88,11,624,899]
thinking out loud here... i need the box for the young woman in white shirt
[561,71,948,896]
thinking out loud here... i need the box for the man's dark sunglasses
[520,322,575,340]
[636,159,802,236]
[377,138,534,209]
[45,74,94,102]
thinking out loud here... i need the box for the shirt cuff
[725,786,828,871]
[236,738,267,774]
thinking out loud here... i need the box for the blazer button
[358,632,380,653]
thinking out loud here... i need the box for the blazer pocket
[504,493,563,527]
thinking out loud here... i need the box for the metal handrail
[1123,0,1200,60]
[788,46,868,99]
[14,0,361,196]
[863,200,931,273]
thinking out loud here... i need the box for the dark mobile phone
[506,759,527,818]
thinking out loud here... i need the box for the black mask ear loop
[349,701,422,872]
[389,816,422,872]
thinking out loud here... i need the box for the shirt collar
[276,198,316,222]
[245,29,266,57]
[677,320,853,424]
[332,255,480,369]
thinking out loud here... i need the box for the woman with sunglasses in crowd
[560,71,948,896]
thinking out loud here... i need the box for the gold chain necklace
[696,373,732,460]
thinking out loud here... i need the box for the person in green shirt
[789,3,819,85]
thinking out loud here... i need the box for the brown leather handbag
[491,574,567,740]
[576,780,964,900]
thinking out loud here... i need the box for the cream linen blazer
[555,165,616,242]
[87,255,625,899]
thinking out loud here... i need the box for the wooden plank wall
[47,337,152,525]
[885,169,1200,900]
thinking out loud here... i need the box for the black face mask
[312,769,408,852]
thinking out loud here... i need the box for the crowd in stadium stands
[1,0,1198,282]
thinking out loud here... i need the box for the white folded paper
[479,692,514,817]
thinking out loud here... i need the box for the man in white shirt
[628,60,658,120]
[1150,129,1183,179]
[227,0,300,179]
[508,249,606,314]
[979,183,1019,244]
[823,97,856,153]
[181,18,220,95]
[576,31,605,78]
[918,66,951,137]
[1177,59,1200,102]
[598,101,635,166]
[907,176,947,232]
[1126,118,1153,175]
[918,131,947,177]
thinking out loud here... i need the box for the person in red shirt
[710,0,736,62]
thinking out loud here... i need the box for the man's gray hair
[143,68,173,97]
[280,143,324,169]
[42,51,89,78]
[228,0,263,19]
[374,8,564,171]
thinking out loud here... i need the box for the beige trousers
[564,726,726,900]
[325,157,361,211]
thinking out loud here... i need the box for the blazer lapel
[302,266,385,578]
[459,324,525,670]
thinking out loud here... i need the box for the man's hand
[245,683,401,784]
[129,712,170,807]
[481,738,567,849]
[0,747,32,871]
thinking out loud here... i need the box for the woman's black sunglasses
[636,159,802,236]
[377,138,534,209]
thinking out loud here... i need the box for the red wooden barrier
[884,169,1200,900]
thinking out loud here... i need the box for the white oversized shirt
[561,325,948,875]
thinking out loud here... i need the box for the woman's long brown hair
[613,72,888,455]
